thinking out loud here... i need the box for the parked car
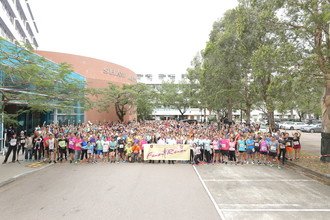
[180,119,198,124]
[279,121,294,129]
[258,124,269,133]
[282,122,308,130]
[301,124,322,133]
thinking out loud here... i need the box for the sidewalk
[0,153,52,188]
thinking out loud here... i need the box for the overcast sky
[30,0,237,75]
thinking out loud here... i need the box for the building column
[53,108,58,124]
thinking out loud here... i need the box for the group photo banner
[143,144,190,161]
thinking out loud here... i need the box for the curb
[286,161,330,186]
[0,163,53,188]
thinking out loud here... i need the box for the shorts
[49,149,54,152]
[109,149,115,152]
[214,149,220,154]
[69,148,75,154]
[118,148,124,153]
[293,145,301,149]
[87,150,93,154]
[239,151,246,153]
[268,152,277,158]
[286,146,293,152]
[260,151,268,155]
[220,150,228,156]
[96,150,103,155]
[254,147,260,152]
[246,148,255,155]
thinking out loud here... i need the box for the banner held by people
[144,144,190,161]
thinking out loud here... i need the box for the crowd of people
[2,120,302,169]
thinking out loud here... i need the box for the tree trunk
[321,82,330,162]
[246,104,251,125]
[115,102,125,122]
[216,110,221,130]
[227,98,233,123]
[267,105,275,132]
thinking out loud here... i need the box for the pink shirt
[140,140,147,150]
[74,138,82,151]
[68,137,76,150]
[220,139,230,151]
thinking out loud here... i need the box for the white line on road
[193,165,226,220]
[203,179,315,182]
[218,204,301,208]
[221,209,330,212]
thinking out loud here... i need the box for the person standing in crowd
[57,134,68,162]
[109,136,116,163]
[33,134,43,161]
[68,133,76,163]
[87,141,94,163]
[259,136,269,165]
[292,131,301,160]
[284,132,294,161]
[24,134,34,161]
[246,135,255,164]
[43,133,50,162]
[117,136,126,162]
[228,137,237,164]
[268,136,279,167]
[277,134,286,167]
[81,138,88,162]
[2,133,18,164]
[131,141,141,163]
[219,136,229,164]
[237,136,247,164]
[193,142,201,165]
[212,137,220,164]
[74,135,82,164]
[47,134,56,163]
[17,131,26,159]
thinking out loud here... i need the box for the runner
[292,131,301,160]
[237,136,247,165]
[268,136,279,167]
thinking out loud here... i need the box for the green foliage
[93,83,155,122]
[156,81,196,117]
[0,38,87,124]
[187,0,327,127]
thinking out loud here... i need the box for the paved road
[0,163,329,220]
[196,164,330,220]
[0,163,218,220]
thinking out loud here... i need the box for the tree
[132,83,156,121]
[0,38,86,126]
[202,9,243,123]
[157,82,196,119]
[94,83,136,122]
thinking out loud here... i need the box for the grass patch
[292,151,330,175]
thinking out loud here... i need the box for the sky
[29,0,238,75]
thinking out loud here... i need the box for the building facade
[36,51,137,123]
[0,0,38,48]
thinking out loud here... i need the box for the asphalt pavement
[196,164,330,220]
[0,163,219,220]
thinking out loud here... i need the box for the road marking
[221,209,330,212]
[218,204,301,208]
[193,165,226,220]
[203,179,315,182]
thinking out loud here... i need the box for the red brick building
[36,51,137,123]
